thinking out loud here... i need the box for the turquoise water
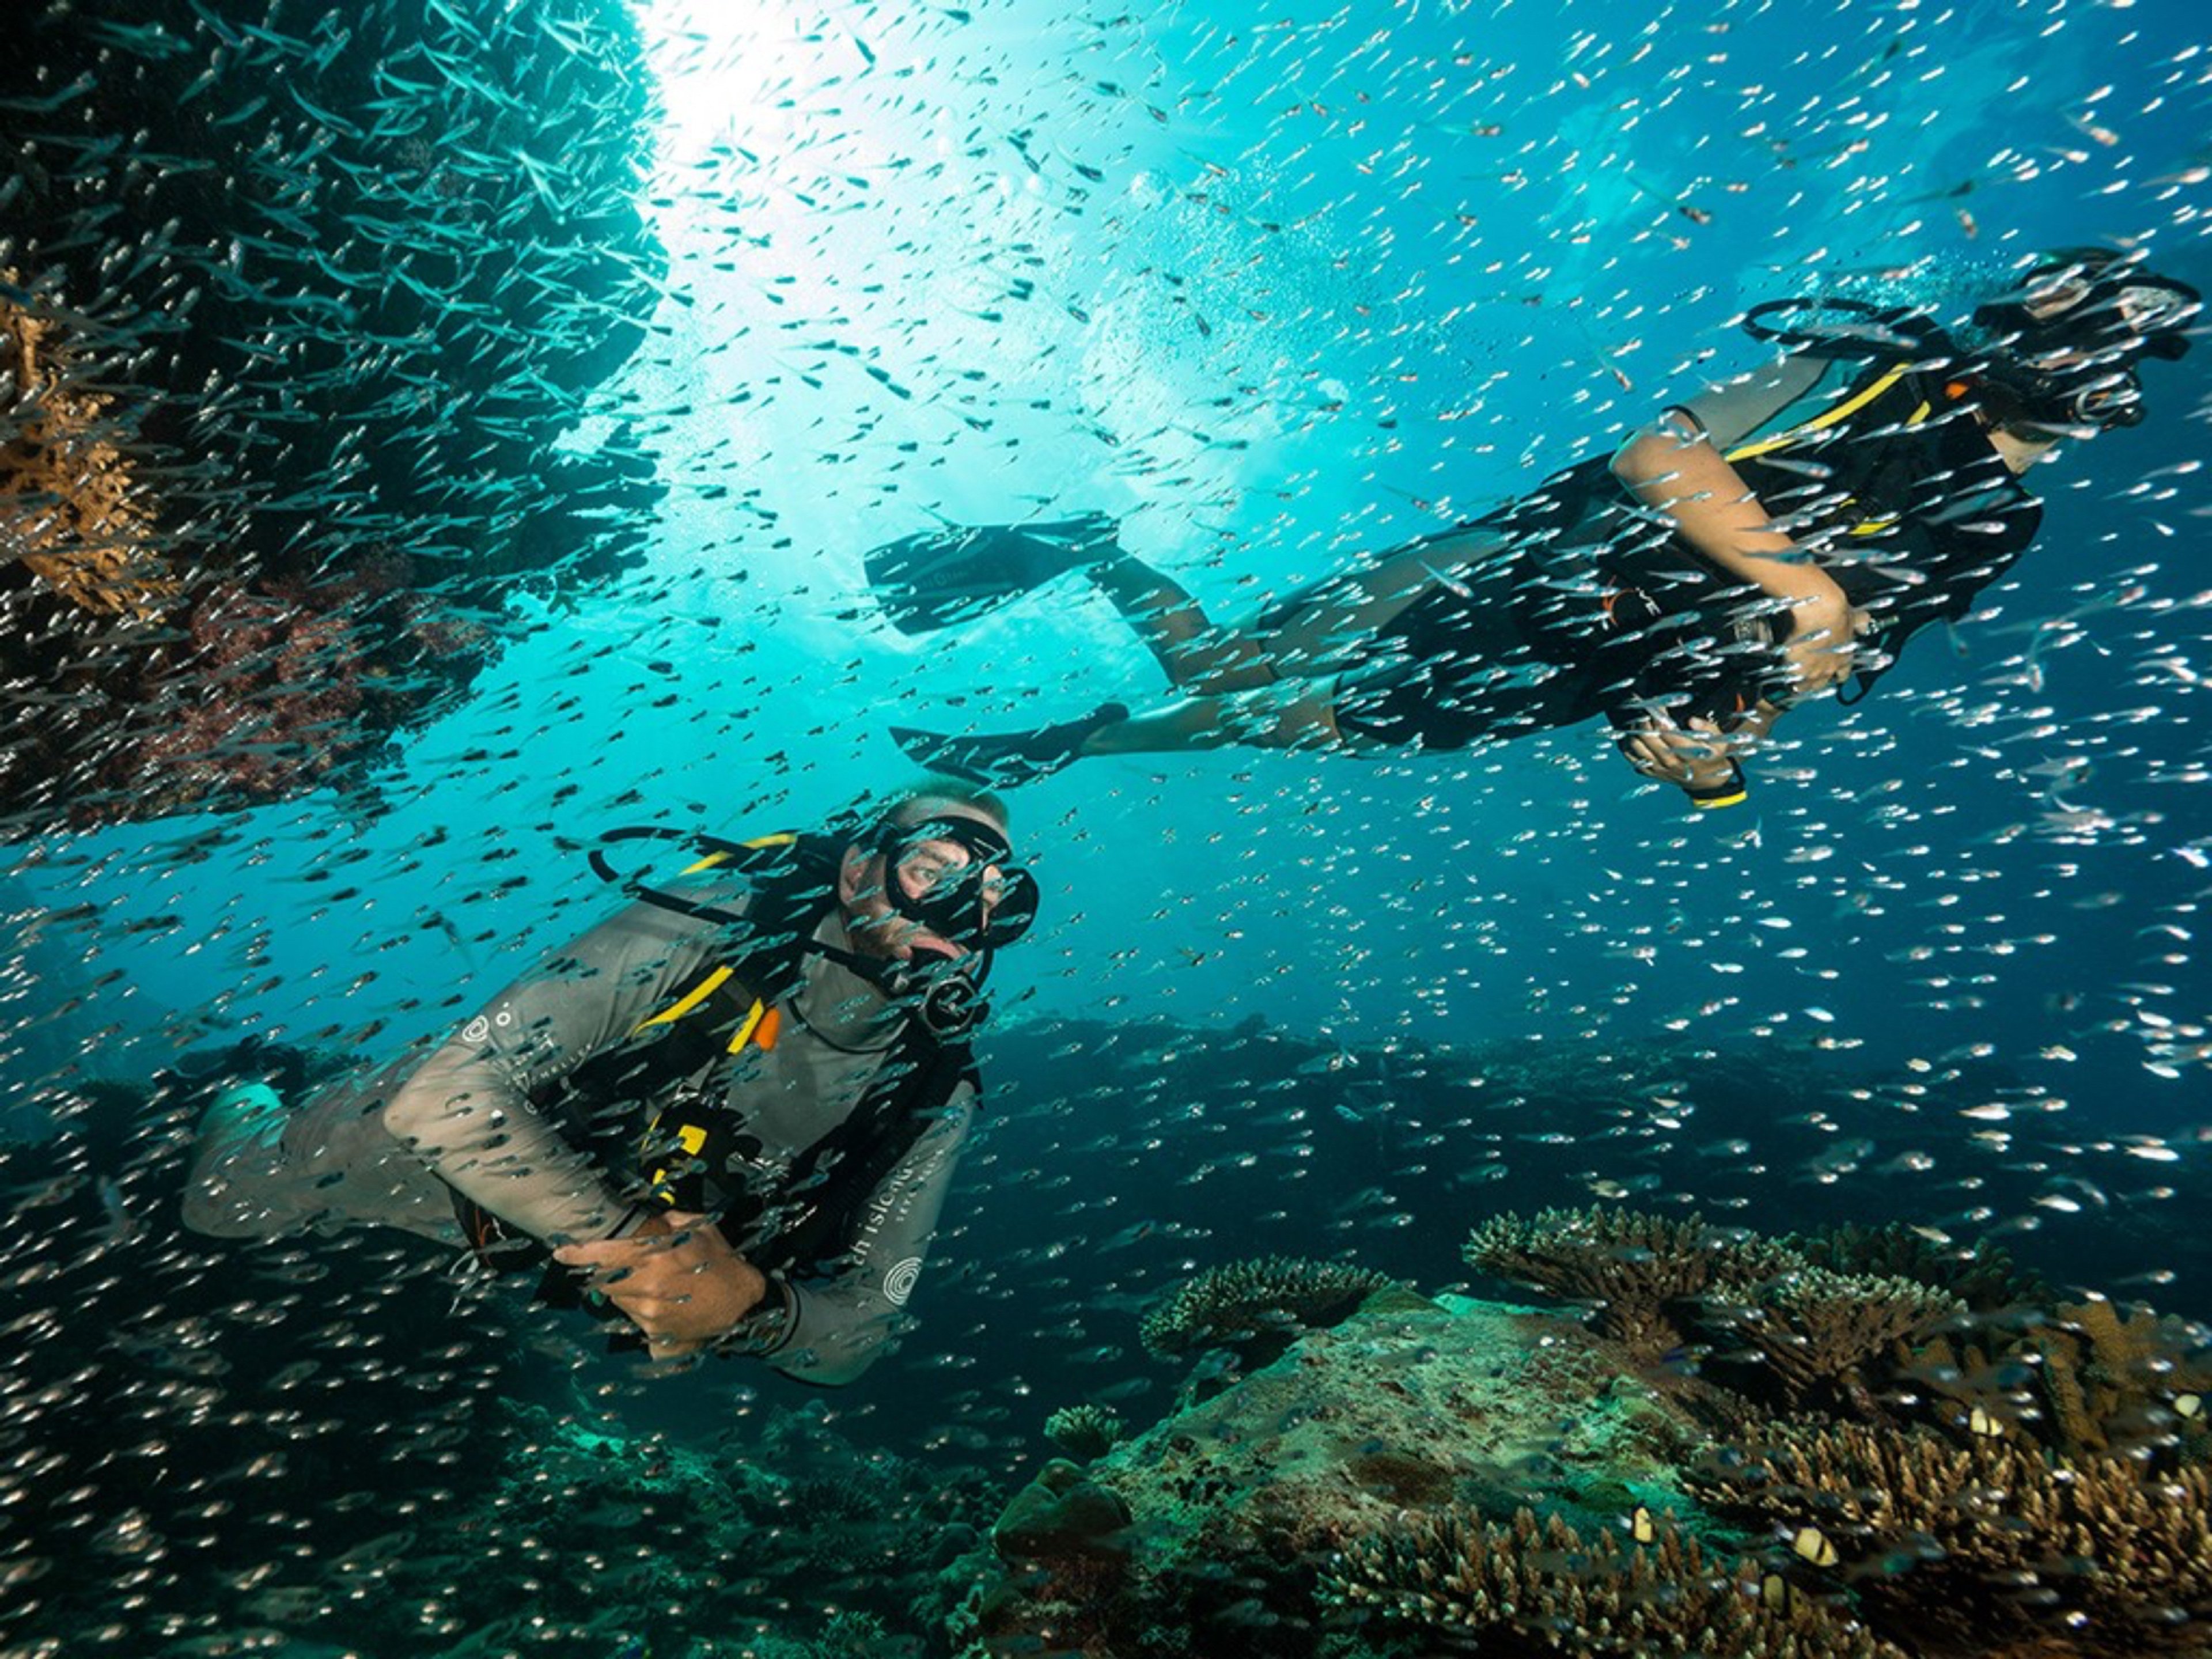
[25,0,2212,1061]
[5,0,2211,1653]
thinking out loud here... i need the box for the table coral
[1464,1205,1794,1359]
[1139,1255,1399,1369]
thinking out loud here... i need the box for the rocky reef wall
[1,1,665,830]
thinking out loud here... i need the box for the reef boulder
[968,1288,1700,1657]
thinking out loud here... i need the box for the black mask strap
[585,824,997,1041]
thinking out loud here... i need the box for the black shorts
[1328,552,1604,751]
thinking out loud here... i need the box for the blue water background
[13,0,2210,1282]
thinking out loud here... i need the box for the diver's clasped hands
[1770,569,1870,697]
[554,1210,767,1361]
[1622,567,1866,804]
[1622,696,1782,806]
[1620,716,1743,794]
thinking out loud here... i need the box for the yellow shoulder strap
[1725,365,1910,463]
[680,831,797,876]
[632,965,734,1032]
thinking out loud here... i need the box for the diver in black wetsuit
[871,248,2198,809]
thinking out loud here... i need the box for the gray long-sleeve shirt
[371,878,977,1386]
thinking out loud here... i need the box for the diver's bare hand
[554,1210,766,1361]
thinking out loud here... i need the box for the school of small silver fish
[3,0,2210,1654]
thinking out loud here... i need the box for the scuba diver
[181,781,1035,1384]
[872,248,2199,808]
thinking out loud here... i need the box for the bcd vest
[453,832,979,1297]
[1496,348,2043,711]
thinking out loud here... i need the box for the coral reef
[0,1070,532,1649]
[1903,1296,2212,1459]
[13,1014,2212,1658]
[747,1612,915,1659]
[159,1400,990,1656]
[1321,1505,1910,1659]
[1044,1402,1125,1461]
[993,1457,1137,1567]
[1698,1262,1963,1411]
[958,1206,2212,1659]
[1469,1206,1962,1413]
[1139,1255,1399,1365]
[1688,1421,2212,1656]
[1789,1221,2056,1314]
[1,1,664,828]
[1,279,171,618]
[1465,1205,1792,1359]
[967,1291,1704,1656]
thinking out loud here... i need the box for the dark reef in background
[2,1012,2206,1654]
[1,0,664,831]
[881,1014,2212,1462]
[0,1066,536,1649]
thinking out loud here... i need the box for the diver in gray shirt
[183,781,1034,1386]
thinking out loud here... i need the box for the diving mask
[874,814,1037,951]
[1974,252,2200,431]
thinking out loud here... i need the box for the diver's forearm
[379,1047,631,1244]
[1615,428,1840,603]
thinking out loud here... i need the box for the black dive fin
[891,703,1130,788]
[866,512,1116,634]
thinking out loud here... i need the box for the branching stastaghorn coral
[1468,1209,1960,1409]
[1699,1264,1963,1411]
[1906,1297,2212,1460]
[1464,1206,1796,1360]
[1321,1503,1910,1659]
[2031,1298,2212,1459]
[1787,1221,2054,1314]
[1686,1421,2212,1655]
[1138,1256,1396,1361]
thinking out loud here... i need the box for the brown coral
[1465,1206,1790,1358]
[2033,1299,2212,1460]
[1468,1210,1967,1412]
[1687,1421,2212,1655]
[1321,1504,1910,1659]
[1904,1298,2212,1461]
[1,278,173,619]
[1789,1221,2054,1314]
[1138,1256,1396,1361]
[1700,1264,1963,1410]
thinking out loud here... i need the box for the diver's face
[839,807,1013,965]
[2010,278,2198,432]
